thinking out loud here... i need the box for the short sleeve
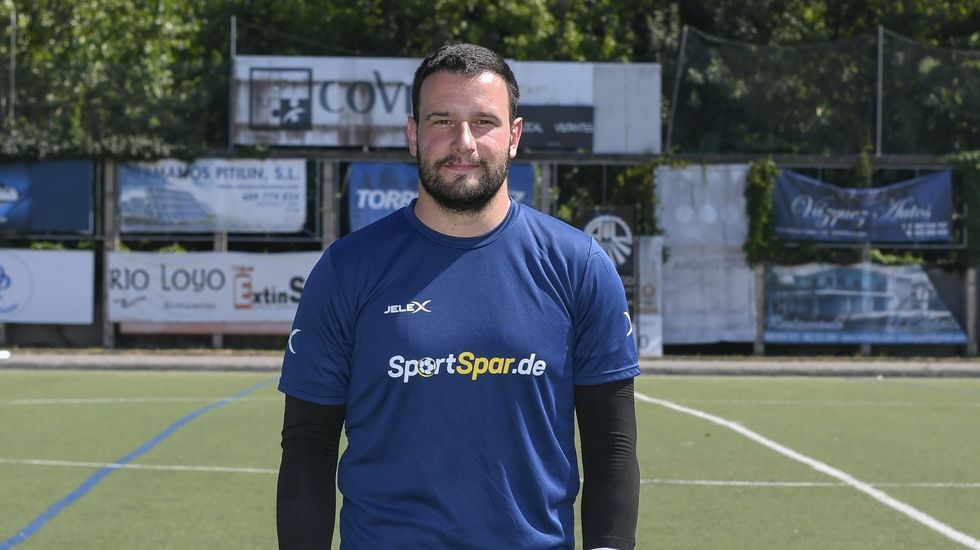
[572,240,640,385]
[278,251,353,405]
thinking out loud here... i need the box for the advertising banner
[119,159,306,233]
[655,164,749,247]
[108,251,320,322]
[233,56,660,154]
[765,262,967,344]
[346,163,535,232]
[0,160,93,234]
[0,249,94,324]
[579,208,636,311]
[662,246,756,343]
[518,106,594,150]
[636,236,663,357]
[773,170,952,242]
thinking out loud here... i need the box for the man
[278,43,639,549]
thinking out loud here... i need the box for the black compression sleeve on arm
[575,378,640,550]
[277,395,346,549]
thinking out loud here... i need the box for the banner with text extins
[773,170,952,243]
[119,158,306,233]
[108,251,321,322]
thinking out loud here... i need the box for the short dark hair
[411,43,520,122]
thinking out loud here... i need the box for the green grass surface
[1,371,978,549]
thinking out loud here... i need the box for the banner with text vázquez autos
[108,251,320,322]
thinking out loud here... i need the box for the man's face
[407,70,522,214]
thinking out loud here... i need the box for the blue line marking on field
[0,377,277,549]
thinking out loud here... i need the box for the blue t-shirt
[280,199,639,549]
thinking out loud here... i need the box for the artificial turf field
[1,370,978,549]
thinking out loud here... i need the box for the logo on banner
[250,68,313,130]
[232,265,304,309]
[0,255,33,317]
[0,180,19,203]
[584,215,633,267]
[233,266,254,309]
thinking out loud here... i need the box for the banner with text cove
[108,251,320,322]
[347,162,535,231]
[0,249,94,324]
[119,159,306,233]
[234,56,660,153]
[773,170,952,242]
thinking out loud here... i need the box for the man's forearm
[576,378,640,550]
[277,396,345,548]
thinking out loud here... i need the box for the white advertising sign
[656,164,749,247]
[0,249,94,324]
[662,246,756,344]
[119,158,306,233]
[108,251,320,322]
[232,55,660,153]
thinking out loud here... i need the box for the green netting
[669,27,980,156]
[881,30,980,155]
[670,28,877,155]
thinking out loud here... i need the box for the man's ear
[406,116,419,157]
[509,117,523,158]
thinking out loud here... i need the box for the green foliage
[156,242,188,253]
[847,146,873,188]
[554,156,687,235]
[868,248,922,265]
[945,150,980,265]
[743,158,779,265]
[28,241,65,250]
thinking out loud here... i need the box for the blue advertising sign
[0,161,93,234]
[764,262,967,344]
[773,170,952,242]
[346,162,535,232]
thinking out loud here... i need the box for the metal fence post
[102,160,118,349]
[754,263,765,355]
[967,266,977,356]
[876,25,883,157]
[665,25,688,153]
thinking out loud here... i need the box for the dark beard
[417,151,510,214]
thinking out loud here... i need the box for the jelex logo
[384,300,431,315]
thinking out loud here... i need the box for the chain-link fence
[667,27,980,156]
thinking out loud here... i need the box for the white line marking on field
[4,457,977,491]
[0,457,277,474]
[672,399,980,408]
[640,479,980,488]
[0,396,281,405]
[636,392,980,549]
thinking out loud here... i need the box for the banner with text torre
[107,251,320,322]
[773,170,952,242]
[232,56,660,154]
[0,249,94,324]
[346,162,535,232]
[118,158,306,233]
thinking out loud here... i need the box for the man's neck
[414,187,511,238]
